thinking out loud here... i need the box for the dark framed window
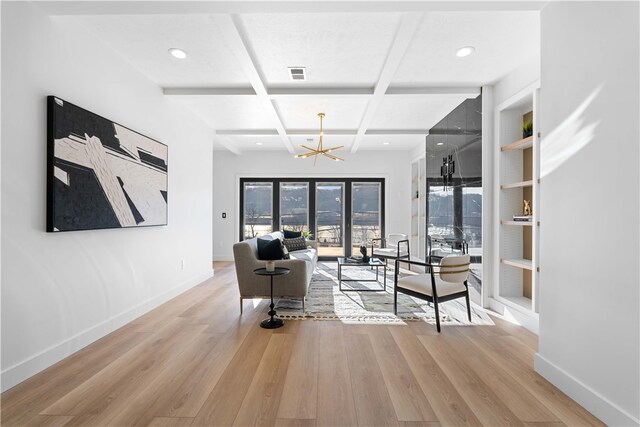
[240,177,385,260]
[426,177,482,263]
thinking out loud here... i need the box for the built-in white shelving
[501,258,533,270]
[493,81,541,326]
[500,220,533,227]
[501,180,533,190]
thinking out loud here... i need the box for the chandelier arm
[322,152,343,161]
[322,145,344,153]
[301,145,320,152]
[318,113,323,152]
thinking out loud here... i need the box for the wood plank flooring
[1,262,604,426]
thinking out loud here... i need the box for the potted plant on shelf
[301,230,314,240]
[522,120,533,138]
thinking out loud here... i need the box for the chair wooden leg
[465,292,472,322]
[433,299,441,333]
[240,297,243,315]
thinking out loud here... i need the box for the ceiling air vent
[288,67,307,81]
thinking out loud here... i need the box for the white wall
[1,3,214,391]
[481,86,494,308]
[213,150,411,260]
[493,53,541,107]
[535,2,639,425]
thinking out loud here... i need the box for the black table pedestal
[260,275,284,329]
[253,267,290,329]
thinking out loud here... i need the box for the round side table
[253,267,290,329]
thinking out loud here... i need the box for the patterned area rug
[274,262,493,324]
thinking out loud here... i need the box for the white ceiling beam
[216,129,279,136]
[37,1,547,16]
[268,87,373,97]
[162,86,478,98]
[288,129,358,136]
[163,87,256,96]
[385,86,481,96]
[215,129,429,136]
[350,13,424,153]
[214,135,242,156]
[366,129,429,135]
[218,15,295,153]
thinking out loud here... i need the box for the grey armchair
[233,232,318,314]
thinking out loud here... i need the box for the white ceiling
[371,95,472,130]
[394,12,540,86]
[71,6,540,154]
[78,14,247,87]
[238,13,403,87]
[274,97,370,129]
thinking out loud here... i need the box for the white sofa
[232,231,318,313]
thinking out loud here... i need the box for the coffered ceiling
[47,1,541,154]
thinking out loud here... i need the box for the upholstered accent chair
[393,254,472,332]
[427,235,469,263]
[370,233,410,267]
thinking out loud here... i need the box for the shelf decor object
[46,96,168,232]
[294,112,344,165]
[522,119,533,138]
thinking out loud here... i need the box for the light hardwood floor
[1,262,603,426]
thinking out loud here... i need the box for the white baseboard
[213,254,234,262]
[535,353,639,426]
[488,297,539,334]
[0,270,214,393]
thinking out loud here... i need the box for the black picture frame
[46,96,169,232]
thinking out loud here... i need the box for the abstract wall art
[47,96,168,232]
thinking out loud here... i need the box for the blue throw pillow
[257,237,284,260]
[283,229,302,239]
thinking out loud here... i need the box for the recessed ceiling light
[256,142,263,146]
[383,142,390,145]
[168,48,187,59]
[456,46,475,57]
[436,142,444,146]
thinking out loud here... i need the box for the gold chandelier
[294,112,344,164]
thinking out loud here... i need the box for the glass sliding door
[242,182,273,239]
[351,182,382,254]
[280,182,309,233]
[315,182,345,257]
[239,178,384,260]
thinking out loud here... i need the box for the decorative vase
[360,245,370,263]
